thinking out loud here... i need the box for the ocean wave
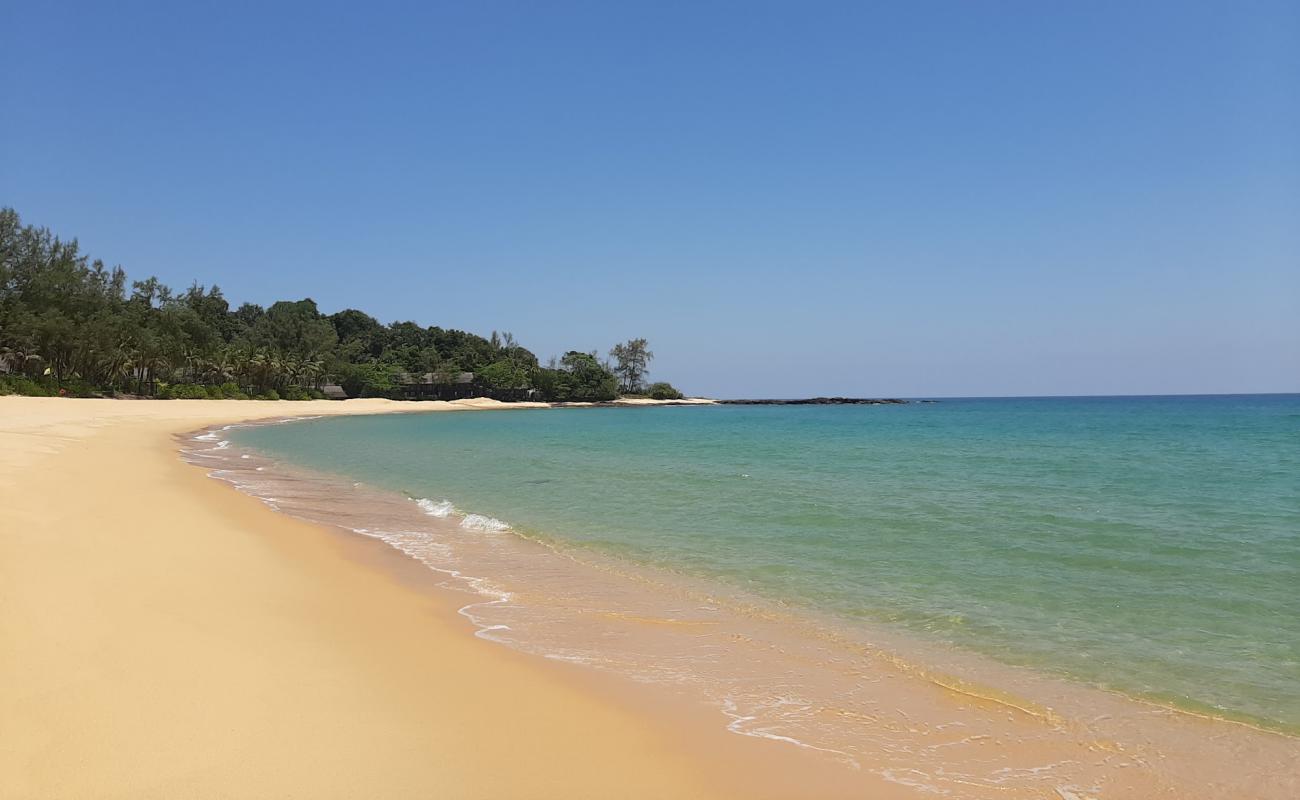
[415,498,455,517]
[460,513,511,532]
[415,498,509,532]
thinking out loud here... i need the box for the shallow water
[194,395,1300,797]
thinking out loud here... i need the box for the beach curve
[0,396,887,800]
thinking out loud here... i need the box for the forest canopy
[0,208,681,402]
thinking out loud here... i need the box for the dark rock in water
[718,397,910,405]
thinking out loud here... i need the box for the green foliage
[337,361,399,399]
[0,375,53,396]
[256,299,337,357]
[540,351,619,402]
[259,389,281,401]
[609,338,653,394]
[167,383,211,399]
[647,381,683,400]
[219,381,249,400]
[0,208,684,404]
[478,359,528,390]
[330,309,386,362]
[530,367,562,400]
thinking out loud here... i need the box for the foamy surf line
[178,418,1300,800]
[415,497,512,533]
[180,421,875,768]
[181,420,515,645]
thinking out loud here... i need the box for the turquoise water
[233,395,1300,731]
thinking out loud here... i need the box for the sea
[191,395,1300,797]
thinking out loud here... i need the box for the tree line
[0,208,683,402]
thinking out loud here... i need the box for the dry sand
[0,396,888,800]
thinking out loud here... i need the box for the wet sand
[0,397,889,799]
[2,397,1295,799]
[195,414,1300,800]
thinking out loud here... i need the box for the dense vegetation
[0,209,682,402]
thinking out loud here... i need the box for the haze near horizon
[3,1,1296,397]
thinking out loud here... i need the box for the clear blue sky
[3,1,1297,397]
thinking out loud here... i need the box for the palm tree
[182,347,204,384]
[280,353,302,390]
[248,349,281,394]
[229,343,257,392]
[132,345,169,395]
[204,350,235,386]
[98,346,133,393]
[301,356,326,390]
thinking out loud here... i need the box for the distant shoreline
[717,397,916,405]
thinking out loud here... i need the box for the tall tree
[609,338,653,394]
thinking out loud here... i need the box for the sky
[3,1,1297,398]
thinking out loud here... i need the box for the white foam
[415,498,510,532]
[879,769,947,795]
[719,698,858,766]
[460,513,511,532]
[415,498,455,517]
[347,526,514,642]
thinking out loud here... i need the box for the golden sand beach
[0,397,896,800]
[6,397,1297,799]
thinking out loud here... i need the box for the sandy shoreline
[0,396,884,799]
[4,396,1296,799]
